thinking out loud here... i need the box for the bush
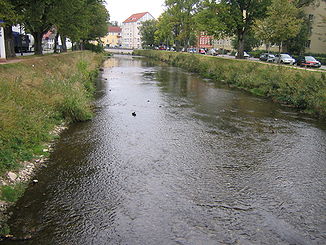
[84,42,104,53]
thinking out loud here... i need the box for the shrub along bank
[134,50,326,118]
[0,51,103,176]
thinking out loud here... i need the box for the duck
[132,112,136,117]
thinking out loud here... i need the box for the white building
[121,12,154,49]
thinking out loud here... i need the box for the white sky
[105,0,166,24]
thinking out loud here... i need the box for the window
[308,27,313,35]
[308,14,314,21]
[305,40,311,48]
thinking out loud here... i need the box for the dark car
[296,56,321,68]
[259,53,275,62]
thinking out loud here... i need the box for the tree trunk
[32,32,43,55]
[54,32,59,53]
[4,26,16,58]
[60,36,67,52]
[236,33,245,59]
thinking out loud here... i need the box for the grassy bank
[134,50,326,118]
[0,51,103,175]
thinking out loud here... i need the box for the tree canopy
[5,0,109,55]
[139,19,158,49]
[163,0,200,50]
[195,0,271,58]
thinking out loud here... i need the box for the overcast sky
[106,0,166,24]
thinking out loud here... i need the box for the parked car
[207,48,217,56]
[274,54,296,65]
[295,56,321,68]
[187,48,197,53]
[199,48,206,54]
[235,51,250,58]
[259,53,275,62]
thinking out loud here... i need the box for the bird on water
[132,112,136,117]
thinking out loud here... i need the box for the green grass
[0,51,103,175]
[0,183,26,203]
[134,50,326,118]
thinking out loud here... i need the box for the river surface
[5,55,326,245]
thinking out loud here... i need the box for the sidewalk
[0,58,23,65]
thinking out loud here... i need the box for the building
[101,26,122,48]
[209,1,326,55]
[212,38,233,52]
[197,32,213,49]
[42,30,72,51]
[304,1,326,54]
[121,12,154,49]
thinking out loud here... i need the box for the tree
[0,0,21,57]
[139,20,158,49]
[11,0,55,55]
[254,0,302,54]
[155,12,175,48]
[231,31,261,52]
[196,0,271,59]
[49,0,108,51]
[284,11,311,55]
[164,0,200,50]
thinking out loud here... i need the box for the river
[4,55,326,245]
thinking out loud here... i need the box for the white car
[274,54,296,65]
[207,49,217,56]
[235,51,250,58]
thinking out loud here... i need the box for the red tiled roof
[43,31,52,39]
[108,26,122,33]
[123,12,149,23]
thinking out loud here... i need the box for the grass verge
[0,51,103,176]
[134,50,326,119]
[0,51,104,236]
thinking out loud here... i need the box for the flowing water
[4,55,326,245]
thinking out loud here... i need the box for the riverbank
[134,50,326,118]
[0,51,104,236]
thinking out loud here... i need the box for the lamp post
[20,25,23,56]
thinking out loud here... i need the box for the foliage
[139,20,158,49]
[254,0,302,52]
[0,51,103,174]
[231,31,261,51]
[11,0,55,54]
[196,0,271,58]
[8,0,109,54]
[285,11,311,55]
[135,50,326,118]
[163,0,200,50]
[155,12,175,47]
[84,42,105,53]
[0,0,20,25]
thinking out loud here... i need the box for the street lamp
[20,25,23,56]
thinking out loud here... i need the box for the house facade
[304,1,326,54]
[212,38,233,51]
[121,12,154,49]
[101,26,122,47]
[197,32,213,49]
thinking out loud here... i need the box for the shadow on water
[3,54,326,245]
